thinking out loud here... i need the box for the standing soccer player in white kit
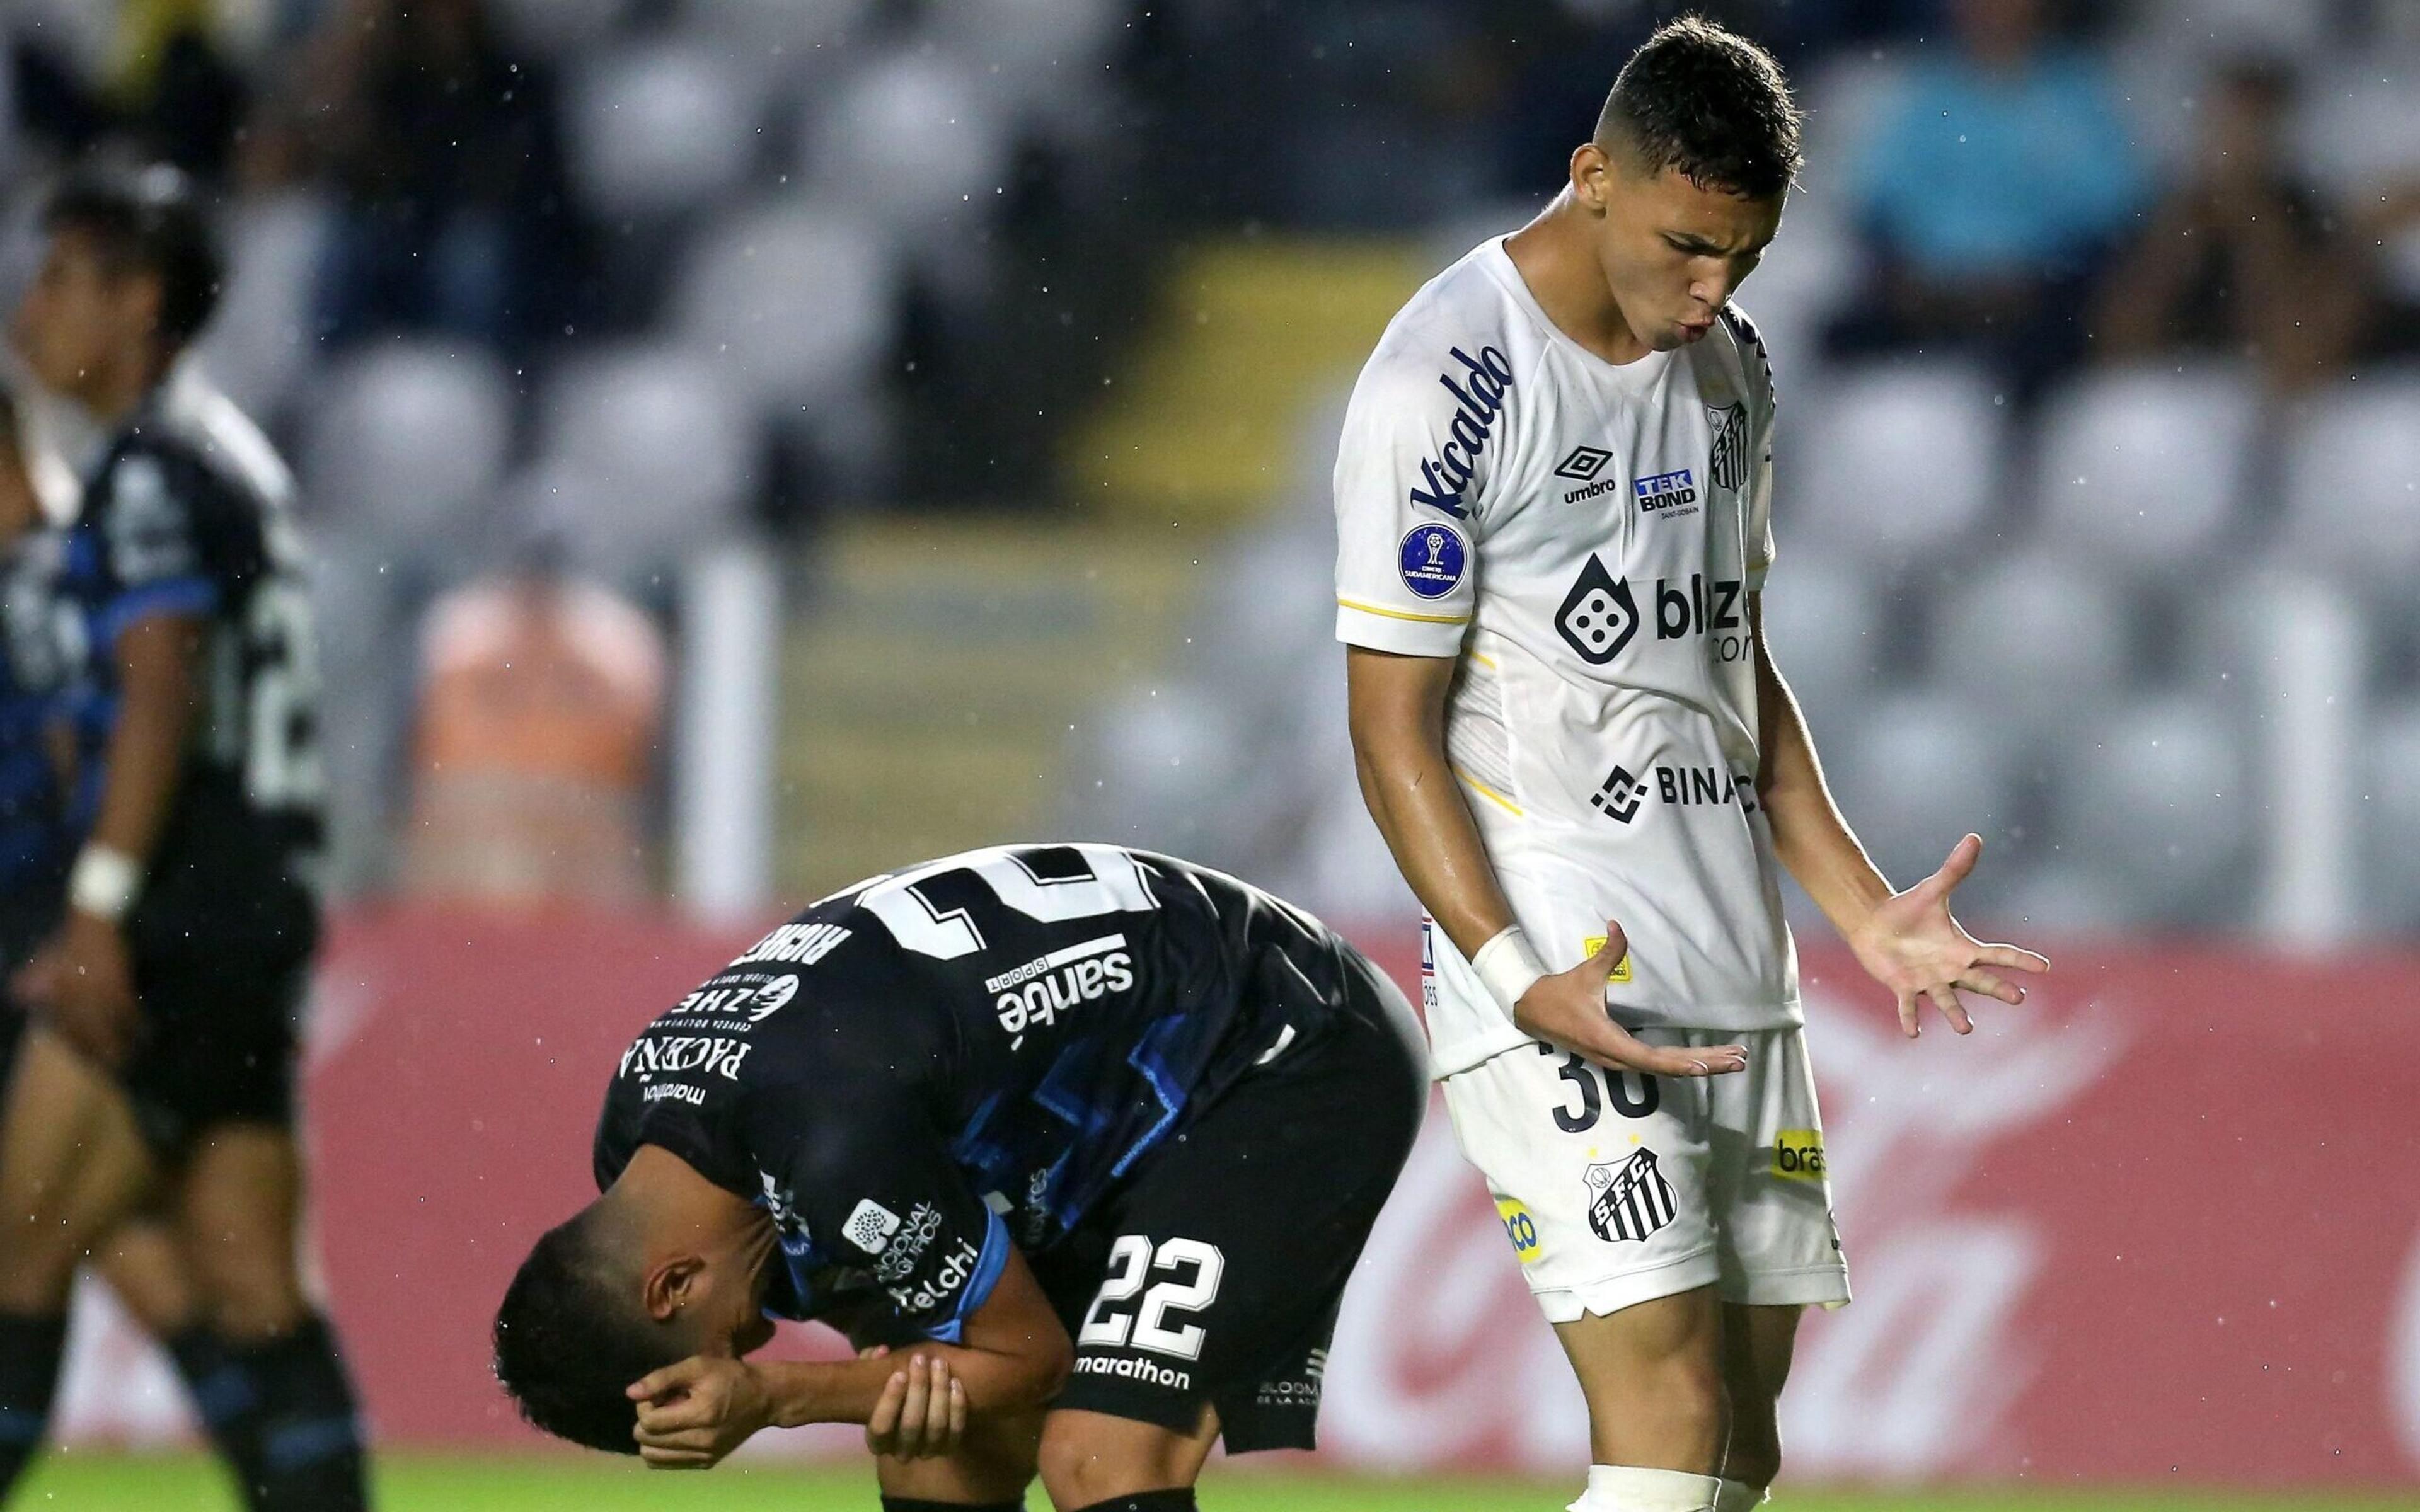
[1334,20,2049,1512]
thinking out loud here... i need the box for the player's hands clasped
[626,1354,774,1469]
[1850,833,2051,1039]
[861,1349,967,1460]
[1513,922,1748,1078]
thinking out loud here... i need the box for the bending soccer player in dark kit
[495,843,1425,1512]
[0,168,370,1509]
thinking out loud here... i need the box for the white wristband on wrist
[68,844,141,923]
[1471,925,1549,1014]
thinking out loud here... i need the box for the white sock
[1715,1479,1768,1512]
[1567,1464,1723,1511]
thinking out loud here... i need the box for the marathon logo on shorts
[1073,1354,1192,1392]
[1407,346,1516,518]
[1584,1149,1677,1243]
[1773,1128,1826,1182]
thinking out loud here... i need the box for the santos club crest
[1584,1148,1678,1243]
[1706,403,1748,493]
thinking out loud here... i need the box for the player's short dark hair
[42,163,226,350]
[1594,15,1802,200]
[492,1207,681,1455]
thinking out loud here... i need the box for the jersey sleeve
[1728,308,1779,592]
[1332,340,1499,657]
[743,1080,1010,1344]
[89,450,219,644]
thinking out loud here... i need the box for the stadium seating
[670,197,901,430]
[533,344,757,571]
[1824,689,2022,897]
[2028,363,2256,572]
[2276,374,2420,588]
[803,49,1013,241]
[1757,549,1887,716]
[1790,359,2007,572]
[1928,551,2135,718]
[2051,694,2254,924]
[300,341,516,551]
[194,191,332,426]
[2365,702,2420,930]
[566,42,761,225]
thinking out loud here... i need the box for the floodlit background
[3,0,2417,1507]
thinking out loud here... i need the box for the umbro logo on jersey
[1407,345,1516,518]
[1555,444,1613,482]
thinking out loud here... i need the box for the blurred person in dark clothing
[2093,59,2367,394]
[1836,0,2146,394]
[298,0,577,352]
[9,1,251,181]
[0,166,369,1511]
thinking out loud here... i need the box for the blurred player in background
[0,166,368,1510]
[1334,20,2048,1512]
[495,842,1423,1512]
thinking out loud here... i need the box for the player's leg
[1439,1035,1731,1511]
[1035,946,1426,1511]
[1714,1302,1800,1504]
[872,1404,1043,1510]
[1703,1026,1847,1511]
[137,953,368,1512]
[0,1018,156,1496]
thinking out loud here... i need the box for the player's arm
[1749,592,2048,1035]
[1347,646,1741,1078]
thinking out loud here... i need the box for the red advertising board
[46,911,2420,1488]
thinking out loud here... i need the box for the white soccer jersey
[1334,236,1799,1074]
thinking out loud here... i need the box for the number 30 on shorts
[1536,1043,1659,1133]
[1078,1236,1226,1361]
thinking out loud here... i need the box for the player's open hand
[1850,834,2050,1039]
[18,912,142,1068]
[627,1354,772,1469]
[1514,922,1748,1078]
[863,1351,967,1461]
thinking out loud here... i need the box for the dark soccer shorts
[1029,942,1426,1453]
[115,938,309,1157]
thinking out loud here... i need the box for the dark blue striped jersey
[0,527,71,895]
[592,844,1380,1344]
[55,372,321,958]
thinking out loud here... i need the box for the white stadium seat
[926,0,1122,119]
[193,190,333,423]
[534,345,758,569]
[1756,549,1887,713]
[2292,52,2420,197]
[2053,694,2254,924]
[2276,374,2420,587]
[2126,0,2334,62]
[1792,359,2007,570]
[2028,363,2256,571]
[671,198,901,418]
[688,0,873,70]
[567,43,759,224]
[803,49,1013,240]
[2364,703,2420,931]
[1929,550,2134,717]
[485,0,633,57]
[1824,689,2020,893]
[299,340,515,544]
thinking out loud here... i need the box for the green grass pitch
[12,1453,2418,1511]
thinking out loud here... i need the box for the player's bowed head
[1547,15,1800,363]
[493,1147,780,1456]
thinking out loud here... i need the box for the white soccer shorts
[1440,1026,1851,1323]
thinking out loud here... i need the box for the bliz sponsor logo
[889,1237,982,1316]
[1633,467,1699,517]
[618,1034,752,1082]
[1407,346,1516,518]
[1073,1354,1192,1392]
[1555,559,1746,666]
[739,922,851,967]
[1397,523,1468,600]
[989,934,1134,1046]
